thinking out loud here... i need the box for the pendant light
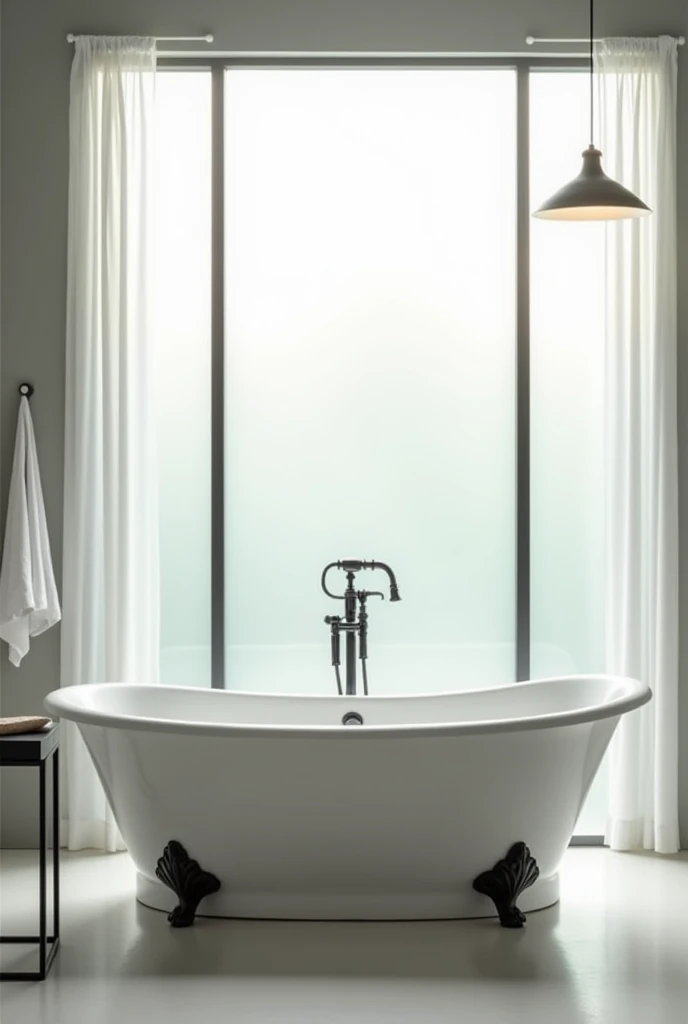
[532,0,650,221]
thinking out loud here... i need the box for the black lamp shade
[533,145,651,221]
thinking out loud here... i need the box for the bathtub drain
[342,711,364,726]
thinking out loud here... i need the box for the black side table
[0,724,60,981]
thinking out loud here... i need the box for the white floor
[1,848,687,1023]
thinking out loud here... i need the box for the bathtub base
[136,871,559,922]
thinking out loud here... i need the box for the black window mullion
[516,61,531,682]
[211,65,226,689]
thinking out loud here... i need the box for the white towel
[0,397,61,666]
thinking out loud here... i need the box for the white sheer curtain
[62,37,159,851]
[596,37,679,853]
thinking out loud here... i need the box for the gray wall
[1,0,687,846]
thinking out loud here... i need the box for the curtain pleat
[597,37,679,853]
[62,37,159,852]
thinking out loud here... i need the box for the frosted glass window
[530,72,607,834]
[154,72,212,687]
[224,69,517,695]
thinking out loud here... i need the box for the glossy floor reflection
[1,848,687,1022]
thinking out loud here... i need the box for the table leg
[39,760,47,980]
[52,747,60,942]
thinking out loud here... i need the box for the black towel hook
[18,382,34,398]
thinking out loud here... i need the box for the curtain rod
[66,33,685,48]
[155,49,593,59]
[66,33,214,43]
[526,34,685,45]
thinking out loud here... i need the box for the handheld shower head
[369,561,401,602]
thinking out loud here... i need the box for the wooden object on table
[0,716,52,736]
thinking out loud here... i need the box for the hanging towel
[0,396,61,666]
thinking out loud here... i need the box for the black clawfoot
[155,841,221,927]
[472,842,540,928]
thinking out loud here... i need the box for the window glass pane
[154,72,212,686]
[224,69,516,694]
[530,71,607,834]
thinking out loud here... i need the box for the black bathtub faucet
[321,560,401,697]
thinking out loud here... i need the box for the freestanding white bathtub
[45,675,649,923]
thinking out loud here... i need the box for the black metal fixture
[321,559,401,697]
[155,841,221,927]
[532,0,650,220]
[472,842,540,928]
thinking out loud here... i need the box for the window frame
[158,54,587,690]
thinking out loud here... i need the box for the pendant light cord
[589,0,594,146]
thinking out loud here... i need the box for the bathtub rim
[44,673,650,740]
